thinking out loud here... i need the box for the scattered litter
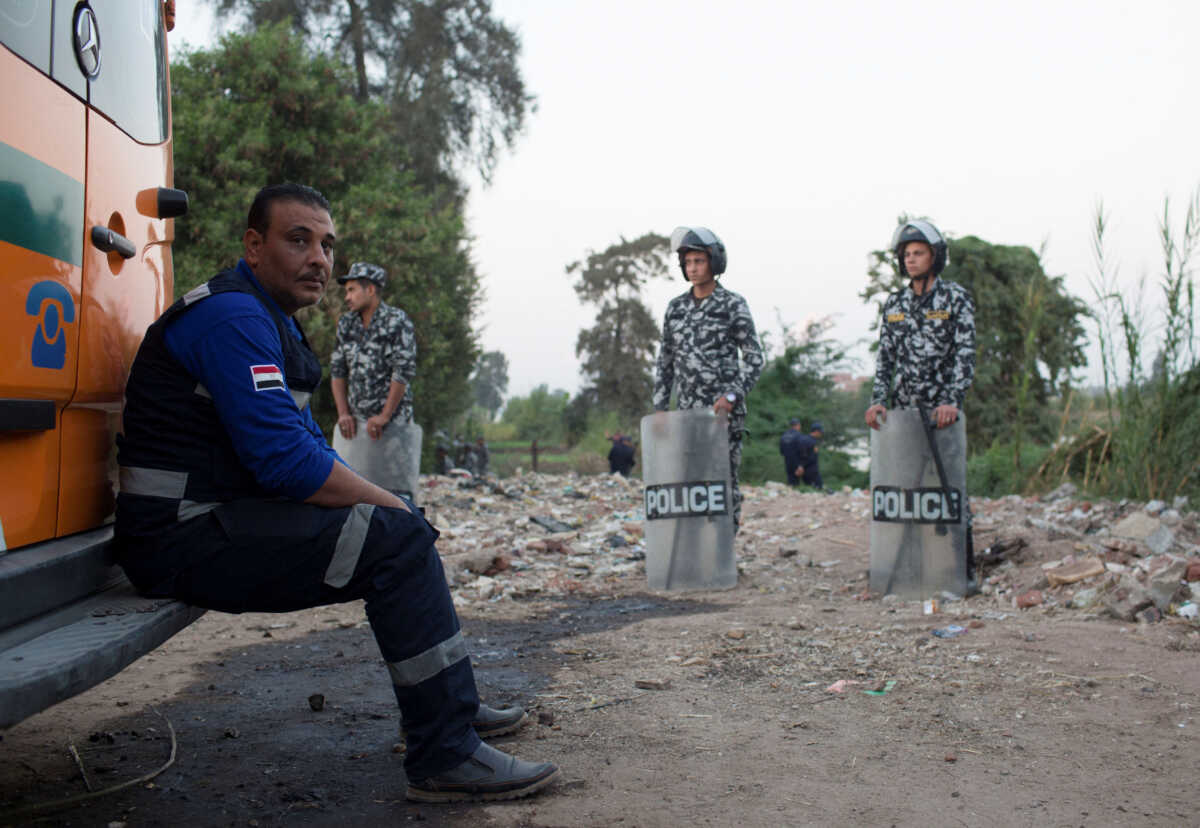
[634,679,671,691]
[923,599,940,615]
[530,515,575,533]
[826,679,861,693]
[932,625,967,639]
[863,680,898,696]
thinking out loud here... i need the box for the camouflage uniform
[872,276,977,576]
[871,278,975,410]
[330,302,417,424]
[653,283,764,526]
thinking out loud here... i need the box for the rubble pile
[971,482,1200,621]
[420,472,649,605]
[418,472,1200,623]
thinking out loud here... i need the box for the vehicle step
[0,527,117,633]
[0,582,205,730]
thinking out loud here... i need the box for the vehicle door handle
[90,226,136,259]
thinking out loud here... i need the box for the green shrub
[967,441,1052,498]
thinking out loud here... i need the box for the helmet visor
[890,220,944,250]
[671,225,720,253]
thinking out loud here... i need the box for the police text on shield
[644,481,728,521]
[871,485,961,524]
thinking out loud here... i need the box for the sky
[173,0,1200,398]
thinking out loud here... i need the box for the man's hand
[366,414,389,440]
[865,404,888,430]
[932,404,960,429]
[713,395,734,416]
[337,413,356,439]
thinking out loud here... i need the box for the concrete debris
[1148,560,1191,610]
[413,471,1199,621]
[1135,606,1164,624]
[1100,575,1155,622]
[1045,482,1078,501]
[1186,560,1200,582]
[1111,512,1175,556]
[1015,590,1044,609]
[1044,556,1107,587]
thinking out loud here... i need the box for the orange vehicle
[1,0,186,550]
[0,1,199,730]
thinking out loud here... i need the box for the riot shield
[640,409,736,591]
[333,420,423,502]
[869,408,967,599]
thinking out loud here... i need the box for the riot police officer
[653,227,764,529]
[865,218,977,587]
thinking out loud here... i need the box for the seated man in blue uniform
[113,183,559,803]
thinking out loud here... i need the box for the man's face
[243,200,335,315]
[903,241,934,280]
[683,250,713,287]
[343,279,376,313]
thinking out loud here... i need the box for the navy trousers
[115,499,481,780]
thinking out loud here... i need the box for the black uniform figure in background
[113,184,559,802]
[865,219,977,580]
[435,430,453,474]
[779,419,803,485]
[780,418,822,488]
[330,262,417,442]
[607,433,636,477]
[653,226,764,529]
[794,421,824,489]
[471,437,490,477]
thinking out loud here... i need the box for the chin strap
[911,273,935,295]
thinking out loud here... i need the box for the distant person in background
[471,436,490,477]
[608,433,636,477]
[434,430,453,475]
[779,418,805,485]
[794,421,824,489]
[653,226,764,530]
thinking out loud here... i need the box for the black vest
[115,269,323,536]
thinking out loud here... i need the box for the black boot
[406,742,559,802]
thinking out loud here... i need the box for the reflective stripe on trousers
[387,630,469,686]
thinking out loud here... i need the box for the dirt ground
[2,480,1198,828]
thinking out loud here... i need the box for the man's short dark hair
[247,183,331,235]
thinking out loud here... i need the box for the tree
[210,0,534,185]
[470,350,509,420]
[500,385,569,443]
[740,317,864,486]
[170,23,482,438]
[567,233,670,421]
[861,228,1088,449]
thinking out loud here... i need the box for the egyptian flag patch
[250,364,285,391]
